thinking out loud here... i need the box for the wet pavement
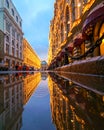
[0,71,104,130]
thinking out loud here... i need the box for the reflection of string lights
[67,21,70,24]
[78,3,81,7]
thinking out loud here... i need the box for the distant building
[23,38,41,70]
[0,0,23,70]
[41,60,48,71]
[41,72,48,80]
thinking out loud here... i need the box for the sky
[12,0,55,62]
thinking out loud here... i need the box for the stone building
[23,38,41,70]
[41,60,48,71]
[0,0,23,70]
[48,0,104,73]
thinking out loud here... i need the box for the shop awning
[67,46,73,53]
[60,51,65,57]
[82,2,104,37]
[73,38,84,47]
[67,43,74,53]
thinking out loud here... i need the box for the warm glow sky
[12,0,55,62]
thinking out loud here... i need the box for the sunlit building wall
[23,72,41,104]
[0,0,23,69]
[23,38,41,69]
[48,0,104,66]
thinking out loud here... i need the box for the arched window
[83,0,88,5]
[6,0,9,8]
[12,40,15,46]
[71,0,75,22]
[61,24,64,42]
[11,9,14,16]
[99,23,104,55]
[6,35,9,43]
[20,21,22,27]
[66,6,70,36]
[16,16,18,22]
[6,22,10,32]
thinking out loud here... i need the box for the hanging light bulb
[78,3,81,7]
[102,38,104,45]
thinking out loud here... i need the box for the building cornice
[3,8,23,35]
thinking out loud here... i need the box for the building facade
[23,38,41,70]
[0,0,23,70]
[41,60,48,71]
[48,0,104,70]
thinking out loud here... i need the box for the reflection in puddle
[0,71,104,130]
[56,72,104,94]
[0,72,42,130]
[23,72,41,104]
[48,72,104,130]
[0,73,23,130]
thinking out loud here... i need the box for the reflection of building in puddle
[23,72,41,104]
[0,74,23,130]
[48,72,104,130]
[56,71,104,94]
[41,72,48,80]
[34,80,49,98]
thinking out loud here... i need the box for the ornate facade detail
[48,0,104,70]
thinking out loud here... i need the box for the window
[61,24,64,42]
[71,0,75,22]
[12,47,14,56]
[20,52,22,59]
[16,50,18,57]
[6,35,9,43]
[17,43,19,48]
[6,22,10,32]
[16,16,18,22]
[12,88,14,95]
[6,44,9,54]
[99,23,104,55]
[83,0,88,4]
[12,29,15,37]
[12,40,15,46]
[66,6,70,35]
[20,21,22,27]
[20,45,22,51]
[6,0,9,8]
[17,34,19,41]
[5,90,9,99]
[12,8,14,16]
